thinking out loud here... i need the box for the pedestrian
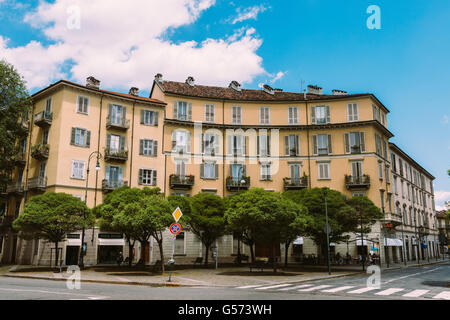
[117,251,123,266]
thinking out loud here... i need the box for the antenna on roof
[300,79,306,99]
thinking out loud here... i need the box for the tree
[226,188,310,271]
[184,193,226,266]
[96,187,144,267]
[13,192,94,268]
[0,60,32,190]
[283,188,382,263]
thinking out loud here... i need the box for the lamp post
[400,212,407,266]
[79,151,102,269]
[236,166,246,264]
[324,190,331,275]
[360,211,365,272]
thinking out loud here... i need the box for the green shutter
[70,128,76,145]
[122,107,126,122]
[285,136,289,155]
[215,164,219,179]
[119,136,125,152]
[140,110,145,124]
[173,101,178,119]
[108,104,112,117]
[187,103,192,121]
[154,111,159,126]
[152,170,157,186]
[360,132,366,152]
[139,140,143,155]
[311,106,316,124]
[344,133,350,154]
[200,163,204,178]
[138,169,143,185]
[295,135,300,156]
[152,140,158,156]
[327,134,332,154]
[106,134,111,149]
[86,130,91,147]
[312,135,318,155]
[326,106,331,123]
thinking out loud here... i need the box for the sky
[0,0,449,209]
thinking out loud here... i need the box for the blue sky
[0,0,449,207]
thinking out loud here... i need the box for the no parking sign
[169,222,182,236]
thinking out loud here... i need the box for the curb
[381,259,449,272]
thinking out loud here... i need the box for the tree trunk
[128,241,133,267]
[249,243,255,263]
[54,241,59,270]
[157,239,165,273]
[284,241,291,268]
[272,244,277,273]
[204,243,210,266]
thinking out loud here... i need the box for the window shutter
[327,134,332,154]
[86,130,91,147]
[105,165,110,181]
[229,164,233,177]
[311,106,316,124]
[152,170,157,186]
[360,132,366,152]
[108,104,112,117]
[257,135,260,156]
[243,136,247,156]
[187,103,192,121]
[242,165,247,176]
[295,135,300,156]
[154,112,159,126]
[312,135,318,155]
[214,134,220,155]
[267,135,271,156]
[71,161,76,178]
[122,107,126,121]
[284,136,289,155]
[344,133,350,154]
[215,164,219,179]
[70,128,76,145]
[200,163,204,179]
[201,133,204,154]
[173,101,178,119]
[347,104,353,121]
[227,135,232,155]
[140,110,145,124]
[139,140,144,155]
[171,131,177,151]
[106,134,111,149]
[118,167,123,182]
[186,132,191,153]
[152,140,158,156]
[138,169,143,185]
[326,106,331,123]
[119,136,125,152]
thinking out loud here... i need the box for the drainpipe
[92,93,104,244]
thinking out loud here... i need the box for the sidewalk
[1,258,448,287]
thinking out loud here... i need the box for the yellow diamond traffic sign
[172,207,183,222]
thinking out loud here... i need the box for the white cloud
[270,71,286,84]
[232,4,269,24]
[435,191,450,203]
[442,115,449,125]
[0,0,266,90]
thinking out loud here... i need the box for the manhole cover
[422,281,450,287]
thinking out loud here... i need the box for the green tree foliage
[0,60,32,190]
[184,193,226,266]
[226,188,310,270]
[13,192,94,267]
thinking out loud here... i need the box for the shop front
[97,234,125,264]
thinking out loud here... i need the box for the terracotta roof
[32,80,166,106]
[436,210,448,218]
[157,80,377,103]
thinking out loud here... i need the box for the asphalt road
[0,261,448,300]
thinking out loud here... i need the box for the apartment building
[436,210,449,255]
[0,74,438,266]
[387,143,439,264]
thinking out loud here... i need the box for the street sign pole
[324,195,331,275]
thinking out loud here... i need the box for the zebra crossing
[235,283,450,300]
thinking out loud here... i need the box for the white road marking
[236,284,265,289]
[375,288,404,296]
[402,290,429,298]
[322,286,355,293]
[347,287,379,294]
[298,285,331,292]
[0,287,108,299]
[384,267,441,284]
[278,284,313,291]
[432,291,450,300]
[255,283,293,290]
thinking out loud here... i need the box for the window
[107,134,126,154]
[257,133,271,157]
[109,104,125,124]
[71,160,85,179]
[45,98,52,113]
[140,110,158,126]
[380,191,385,213]
[401,180,405,198]
[175,160,187,177]
[285,135,300,156]
[105,165,123,183]
[408,184,411,200]
[373,105,380,122]
[381,112,386,126]
[378,162,383,180]
[351,161,363,178]
[313,134,332,155]
[385,165,390,183]
[375,134,382,156]
[391,153,397,173]
[77,96,89,114]
[171,130,191,153]
[43,129,49,145]
[202,133,219,155]
[382,140,388,159]
[259,107,270,124]
[393,176,398,194]
[232,106,242,124]
[138,169,157,186]
[347,103,359,121]
[388,194,392,213]
[204,104,215,123]
[289,163,302,179]
[139,139,158,156]
[288,107,298,124]
[227,134,245,156]
[317,162,330,179]
[260,163,272,181]
[201,162,218,179]
[230,163,246,179]
[344,132,365,154]
[353,192,366,197]
[173,101,191,121]
[71,128,91,147]
[174,232,185,255]
[39,162,46,178]
[311,105,330,124]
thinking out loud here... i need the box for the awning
[356,240,368,246]
[293,237,304,245]
[66,239,81,246]
[384,238,403,246]
[98,238,125,246]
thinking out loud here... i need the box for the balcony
[31,144,49,161]
[345,175,370,190]
[382,212,403,228]
[102,179,128,193]
[34,111,53,128]
[226,176,250,192]
[14,152,27,167]
[104,148,128,163]
[6,182,24,196]
[169,174,195,190]
[283,176,308,191]
[106,116,130,131]
[28,177,47,192]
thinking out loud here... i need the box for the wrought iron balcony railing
[102,179,128,193]
[106,116,130,131]
[345,174,370,189]
[31,144,49,160]
[283,176,308,190]
[6,181,24,195]
[169,174,195,190]
[104,148,128,162]
[28,176,47,192]
[226,176,250,191]
[34,111,53,127]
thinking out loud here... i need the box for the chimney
[332,89,348,96]
[262,84,275,95]
[229,80,242,92]
[129,87,139,96]
[154,73,163,83]
[273,88,283,93]
[185,76,195,87]
[307,85,322,95]
[86,76,100,90]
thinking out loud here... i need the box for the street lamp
[324,190,331,275]
[79,151,102,269]
[236,166,246,264]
